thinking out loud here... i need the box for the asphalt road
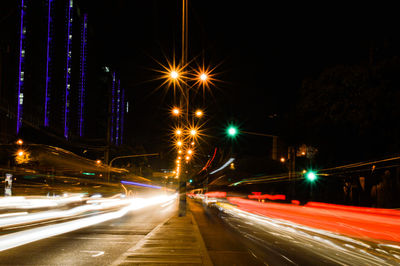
[0,199,177,265]
[189,199,400,266]
[189,199,264,266]
[2,197,399,266]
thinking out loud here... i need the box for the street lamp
[175,128,182,136]
[170,70,179,79]
[172,107,180,116]
[107,153,159,182]
[195,110,203,118]
[200,73,207,81]
[190,129,197,137]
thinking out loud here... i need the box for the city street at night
[2,0,400,265]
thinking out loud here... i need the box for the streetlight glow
[172,107,180,116]
[190,129,197,136]
[16,139,23,145]
[187,149,193,155]
[170,70,179,79]
[200,73,207,81]
[176,129,182,135]
[195,110,203,117]
[176,140,183,147]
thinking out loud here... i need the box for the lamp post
[107,153,159,182]
[226,127,279,161]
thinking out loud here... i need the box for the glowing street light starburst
[190,64,220,95]
[151,56,189,96]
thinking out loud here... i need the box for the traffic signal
[189,179,193,183]
[226,125,238,138]
[305,170,317,182]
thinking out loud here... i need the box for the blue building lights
[109,72,126,145]
[16,0,27,134]
[64,0,73,139]
[44,0,53,127]
[79,13,88,137]
[120,88,125,145]
[115,79,121,144]
[111,72,116,143]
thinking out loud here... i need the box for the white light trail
[0,194,177,252]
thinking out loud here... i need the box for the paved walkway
[113,211,212,265]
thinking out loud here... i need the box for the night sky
[81,1,399,162]
[3,1,398,164]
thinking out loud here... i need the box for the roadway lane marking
[51,236,125,240]
[81,250,105,257]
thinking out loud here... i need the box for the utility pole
[178,0,189,217]
[288,146,296,198]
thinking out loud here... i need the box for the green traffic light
[189,179,193,183]
[306,171,317,182]
[227,126,238,137]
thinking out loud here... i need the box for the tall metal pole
[179,0,189,217]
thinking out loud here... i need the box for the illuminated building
[115,79,121,144]
[64,0,73,139]
[16,0,27,134]
[111,72,116,143]
[44,0,54,127]
[78,13,87,137]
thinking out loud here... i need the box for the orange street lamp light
[195,110,203,118]
[175,129,182,136]
[190,129,197,136]
[200,73,207,81]
[96,160,101,165]
[170,70,179,79]
[172,107,180,116]
[16,139,23,145]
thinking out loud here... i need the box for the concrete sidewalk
[112,211,213,265]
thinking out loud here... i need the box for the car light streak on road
[0,212,28,218]
[0,194,85,210]
[215,202,400,265]
[0,194,177,251]
[227,197,400,243]
[0,194,175,228]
